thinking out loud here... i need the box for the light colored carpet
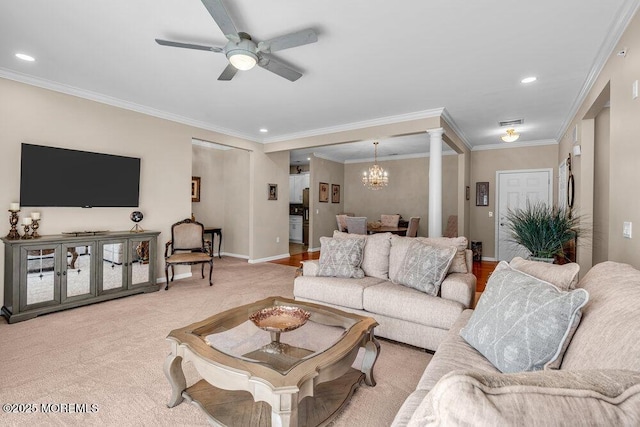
[0,257,431,426]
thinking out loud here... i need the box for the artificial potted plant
[505,201,582,263]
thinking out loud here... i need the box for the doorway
[495,169,553,261]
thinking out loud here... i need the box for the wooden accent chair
[444,215,458,238]
[164,218,213,290]
[346,216,368,235]
[406,217,421,237]
[381,214,400,227]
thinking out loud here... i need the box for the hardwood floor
[270,252,498,293]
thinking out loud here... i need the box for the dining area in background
[337,213,417,236]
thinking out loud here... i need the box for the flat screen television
[20,143,141,207]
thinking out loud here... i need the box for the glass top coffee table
[164,296,380,426]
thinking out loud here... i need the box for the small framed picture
[268,183,278,200]
[319,182,329,203]
[331,184,340,203]
[476,182,489,206]
[191,176,201,202]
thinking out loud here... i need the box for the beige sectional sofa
[293,232,477,351]
[392,260,640,426]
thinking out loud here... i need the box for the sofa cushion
[417,236,468,273]
[510,256,580,290]
[407,369,640,427]
[293,275,386,310]
[363,281,463,330]
[415,310,500,392]
[333,230,392,279]
[460,263,589,373]
[317,236,365,278]
[392,240,456,296]
[562,261,640,372]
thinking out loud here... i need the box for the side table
[204,227,222,258]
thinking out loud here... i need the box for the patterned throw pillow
[317,236,365,278]
[417,236,469,273]
[460,266,589,373]
[391,240,457,296]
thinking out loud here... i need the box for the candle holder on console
[6,209,21,240]
[31,218,41,238]
[21,218,33,240]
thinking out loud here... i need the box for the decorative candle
[23,217,32,225]
[31,212,40,220]
[10,202,19,211]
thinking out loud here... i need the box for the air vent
[499,118,524,127]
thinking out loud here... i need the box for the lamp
[226,35,258,71]
[227,51,257,70]
[501,128,520,142]
[362,142,389,190]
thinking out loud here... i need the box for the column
[427,128,444,237]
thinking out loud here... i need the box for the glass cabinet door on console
[20,243,62,312]
[129,238,155,288]
[61,241,96,303]
[98,240,127,294]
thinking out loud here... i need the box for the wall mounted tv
[20,143,141,208]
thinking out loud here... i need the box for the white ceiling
[1,0,637,164]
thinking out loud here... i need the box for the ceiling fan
[155,0,317,82]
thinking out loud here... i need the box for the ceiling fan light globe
[228,51,257,70]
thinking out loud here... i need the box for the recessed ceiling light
[259,128,268,133]
[306,157,311,161]
[15,53,35,62]
[521,76,537,84]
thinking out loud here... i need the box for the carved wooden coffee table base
[164,297,380,427]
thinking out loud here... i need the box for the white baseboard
[249,253,291,264]
[308,247,321,253]
[155,272,192,284]
[481,256,498,262]
[221,252,249,260]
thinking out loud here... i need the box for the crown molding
[345,150,457,164]
[262,108,445,144]
[191,138,234,150]
[311,152,344,164]
[440,108,473,151]
[555,0,640,141]
[0,68,260,143]
[472,139,558,151]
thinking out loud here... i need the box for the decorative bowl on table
[249,305,311,334]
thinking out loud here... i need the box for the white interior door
[496,169,552,261]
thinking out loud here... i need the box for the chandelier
[362,141,389,190]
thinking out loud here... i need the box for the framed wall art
[476,182,489,206]
[319,182,329,203]
[268,183,278,200]
[331,184,340,203]
[191,176,201,202]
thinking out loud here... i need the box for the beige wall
[249,151,290,261]
[343,155,458,238]
[558,9,640,270]
[469,144,559,259]
[592,107,611,265]
[309,156,345,249]
[191,143,251,257]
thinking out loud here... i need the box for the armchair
[164,218,213,290]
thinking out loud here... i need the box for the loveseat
[392,259,640,426]
[293,232,477,351]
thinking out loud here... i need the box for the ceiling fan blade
[258,55,302,82]
[155,39,223,53]
[258,28,317,53]
[217,64,238,81]
[201,0,237,38]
